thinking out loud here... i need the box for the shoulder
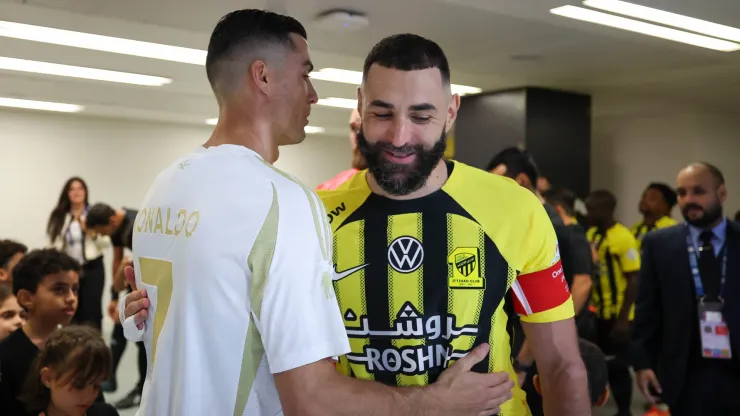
[643,223,684,246]
[629,222,642,233]
[608,223,638,246]
[586,227,597,239]
[657,216,678,228]
[445,161,544,220]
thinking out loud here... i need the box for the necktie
[698,230,719,299]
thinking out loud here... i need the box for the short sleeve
[252,182,350,374]
[615,232,641,274]
[510,203,574,324]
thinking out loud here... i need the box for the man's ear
[0,268,8,283]
[446,93,460,131]
[718,183,728,204]
[532,374,542,396]
[596,389,609,407]
[356,86,363,116]
[16,289,33,311]
[248,60,271,95]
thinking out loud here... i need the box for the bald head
[677,162,726,227]
[206,9,308,102]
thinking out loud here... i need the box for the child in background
[0,283,25,341]
[21,325,118,416]
[0,239,28,283]
[0,249,81,415]
[533,339,610,409]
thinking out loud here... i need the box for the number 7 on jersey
[138,257,173,367]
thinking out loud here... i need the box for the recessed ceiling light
[583,0,740,43]
[205,118,325,134]
[0,20,206,65]
[0,97,83,112]
[551,5,740,52]
[310,68,482,95]
[317,97,358,109]
[0,57,172,86]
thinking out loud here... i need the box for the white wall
[592,112,740,226]
[0,110,351,250]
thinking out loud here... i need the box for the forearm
[539,359,591,415]
[286,372,435,416]
[112,262,127,292]
[570,275,592,315]
[618,276,638,322]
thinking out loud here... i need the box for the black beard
[681,202,723,228]
[356,126,447,196]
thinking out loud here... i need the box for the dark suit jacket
[632,220,740,406]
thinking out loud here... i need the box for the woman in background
[47,177,109,330]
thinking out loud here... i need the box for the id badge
[698,300,732,359]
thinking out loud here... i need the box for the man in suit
[633,162,740,415]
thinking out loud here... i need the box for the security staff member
[633,162,740,415]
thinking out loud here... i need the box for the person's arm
[111,245,124,280]
[263,183,512,416]
[614,235,641,339]
[631,235,663,403]
[568,231,593,315]
[511,202,590,416]
[275,345,510,416]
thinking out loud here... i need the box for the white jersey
[125,145,350,416]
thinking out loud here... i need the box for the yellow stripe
[334,220,372,380]
[388,213,424,386]
[446,214,485,367]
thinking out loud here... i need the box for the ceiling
[0,0,739,137]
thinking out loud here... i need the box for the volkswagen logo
[388,236,424,273]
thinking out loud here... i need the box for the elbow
[539,354,588,387]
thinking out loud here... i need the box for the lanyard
[686,233,727,300]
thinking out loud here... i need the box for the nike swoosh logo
[333,263,369,282]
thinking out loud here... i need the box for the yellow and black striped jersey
[631,216,677,248]
[587,223,641,320]
[318,161,574,416]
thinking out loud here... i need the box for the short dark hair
[543,187,577,216]
[587,189,617,212]
[85,203,116,228]
[645,182,677,208]
[579,339,608,406]
[0,240,27,269]
[21,325,111,414]
[362,34,450,87]
[13,249,80,297]
[486,147,539,186]
[206,9,308,96]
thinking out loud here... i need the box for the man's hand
[636,369,662,404]
[123,266,149,330]
[430,343,514,415]
[108,300,120,324]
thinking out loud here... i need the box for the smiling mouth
[383,150,416,163]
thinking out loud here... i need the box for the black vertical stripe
[605,250,618,318]
[363,199,397,387]
[422,208,449,383]
[471,238,509,374]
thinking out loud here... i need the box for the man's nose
[388,119,412,147]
